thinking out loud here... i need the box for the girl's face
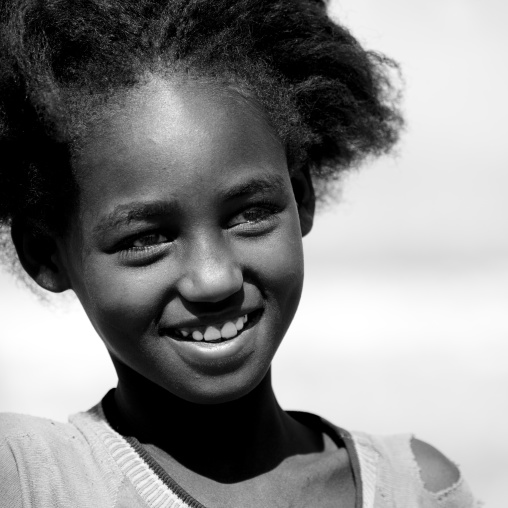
[57,79,309,403]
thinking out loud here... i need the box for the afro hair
[0,0,403,243]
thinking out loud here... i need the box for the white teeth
[178,314,250,341]
[192,330,204,341]
[204,326,221,342]
[221,321,238,339]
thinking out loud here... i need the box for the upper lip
[160,308,261,331]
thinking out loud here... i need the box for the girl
[0,0,479,506]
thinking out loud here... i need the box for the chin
[163,366,270,406]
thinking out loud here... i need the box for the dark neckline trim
[124,435,208,508]
[101,389,206,508]
[101,389,363,508]
[287,410,363,508]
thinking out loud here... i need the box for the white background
[1,0,506,506]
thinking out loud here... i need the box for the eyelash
[118,232,171,260]
[229,202,281,229]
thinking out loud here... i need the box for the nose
[177,234,243,303]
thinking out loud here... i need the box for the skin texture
[62,78,308,404]
[411,438,460,493]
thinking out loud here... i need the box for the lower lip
[168,313,261,366]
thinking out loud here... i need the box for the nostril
[184,291,243,313]
[177,264,243,303]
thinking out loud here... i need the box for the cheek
[78,261,167,339]
[247,217,305,313]
[273,233,305,313]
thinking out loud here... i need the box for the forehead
[71,77,290,225]
[74,77,286,182]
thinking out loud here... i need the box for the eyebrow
[220,174,287,201]
[93,201,179,237]
[93,173,288,237]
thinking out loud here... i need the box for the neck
[112,365,322,482]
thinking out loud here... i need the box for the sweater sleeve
[0,411,123,508]
[0,441,24,508]
[350,431,482,508]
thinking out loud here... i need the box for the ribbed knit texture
[81,405,196,508]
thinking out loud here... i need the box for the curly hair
[0,0,402,246]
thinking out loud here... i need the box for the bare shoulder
[410,437,461,493]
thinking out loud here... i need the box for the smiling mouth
[166,310,261,344]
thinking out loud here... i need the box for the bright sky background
[1,1,506,506]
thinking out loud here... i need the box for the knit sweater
[0,401,480,508]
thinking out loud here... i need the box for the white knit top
[0,402,481,508]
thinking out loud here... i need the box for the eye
[130,233,168,249]
[117,231,172,263]
[236,207,271,224]
[228,202,282,230]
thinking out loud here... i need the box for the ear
[291,166,315,237]
[11,220,71,293]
